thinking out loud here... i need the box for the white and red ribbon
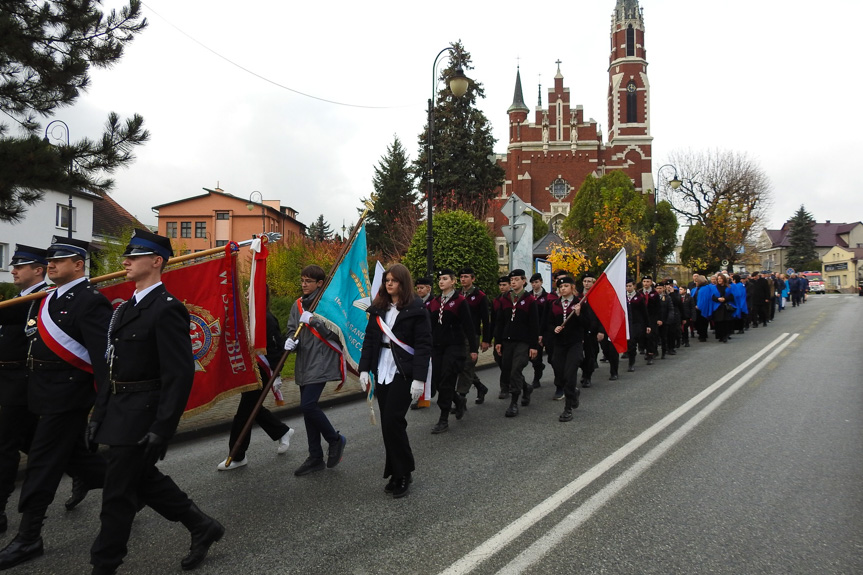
[37,291,93,373]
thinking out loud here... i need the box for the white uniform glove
[299,310,314,325]
[410,380,424,402]
[359,371,370,392]
[284,338,298,351]
[272,377,282,393]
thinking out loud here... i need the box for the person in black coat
[0,237,110,571]
[424,269,477,434]
[456,267,491,405]
[624,279,649,372]
[88,229,223,575]
[217,300,293,470]
[359,264,432,498]
[711,273,735,343]
[549,276,587,422]
[0,246,50,534]
[494,269,539,416]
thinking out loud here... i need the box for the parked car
[801,272,826,294]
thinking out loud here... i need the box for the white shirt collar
[55,276,87,297]
[132,281,163,305]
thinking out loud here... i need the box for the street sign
[501,194,528,223]
[721,259,729,267]
[501,224,525,244]
[786,268,795,275]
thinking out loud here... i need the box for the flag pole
[0,234,277,310]
[224,201,374,467]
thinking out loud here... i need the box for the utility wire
[142,2,408,110]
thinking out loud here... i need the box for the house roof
[92,190,146,239]
[764,221,863,249]
[533,231,563,256]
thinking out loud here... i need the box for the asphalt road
[7,295,862,575]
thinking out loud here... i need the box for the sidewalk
[174,349,499,443]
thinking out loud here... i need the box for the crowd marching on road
[0,229,812,574]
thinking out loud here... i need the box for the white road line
[437,333,793,575]
[498,333,800,574]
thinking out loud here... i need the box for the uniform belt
[27,358,68,371]
[111,379,161,394]
[0,361,26,370]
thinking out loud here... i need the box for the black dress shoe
[505,403,519,417]
[392,476,411,498]
[65,476,88,510]
[431,421,449,434]
[454,395,467,420]
[532,379,541,389]
[0,535,44,570]
[180,515,224,570]
[608,374,619,381]
[385,473,412,494]
[559,409,573,422]
[627,366,635,372]
[475,383,488,404]
[581,379,592,388]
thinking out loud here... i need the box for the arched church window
[626,25,635,56]
[550,178,570,200]
[626,81,637,123]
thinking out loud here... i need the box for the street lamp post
[247,191,265,236]
[648,164,682,278]
[426,47,469,278]
[44,120,74,238]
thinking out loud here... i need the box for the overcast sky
[59,0,860,234]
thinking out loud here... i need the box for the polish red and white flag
[583,248,629,353]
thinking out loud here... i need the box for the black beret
[529,273,543,282]
[415,277,433,286]
[509,269,526,278]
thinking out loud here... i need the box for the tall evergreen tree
[414,41,505,220]
[0,1,149,222]
[363,135,419,258]
[307,214,333,242]
[785,205,818,270]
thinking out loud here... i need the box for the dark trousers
[757,302,770,326]
[600,338,619,377]
[529,344,545,382]
[791,291,802,306]
[715,319,731,342]
[0,404,38,510]
[19,408,105,513]
[500,341,530,395]
[695,313,709,341]
[456,339,479,395]
[581,337,599,380]
[433,344,465,421]
[90,445,194,570]
[228,389,290,460]
[553,342,583,401]
[376,374,414,480]
[299,383,339,460]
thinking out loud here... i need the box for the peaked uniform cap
[10,244,48,266]
[122,228,173,260]
[46,236,90,260]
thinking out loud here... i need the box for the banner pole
[224,203,373,467]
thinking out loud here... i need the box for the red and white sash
[296,299,346,388]
[37,291,93,373]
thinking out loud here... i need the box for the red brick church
[491,0,654,260]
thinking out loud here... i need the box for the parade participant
[658,280,682,357]
[456,267,491,405]
[624,278,648,372]
[88,229,223,574]
[750,271,771,326]
[549,276,586,422]
[358,264,431,498]
[712,273,735,342]
[217,290,293,470]
[543,272,562,394]
[494,269,539,416]
[0,237,109,571]
[695,275,720,341]
[788,273,803,307]
[0,246,49,533]
[577,273,610,386]
[414,277,433,305]
[729,275,749,335]
[425,269,477,434]
[528,273,550,388]
[491,275,511,396]
[640,275,660,364]
[284,265,347,476]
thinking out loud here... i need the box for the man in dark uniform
[624,278,648,373]
[456,267,491,405]
[88,229,223,574]
[491,275,511,398]
[0,237,109,570]
[494,269,539,417]
[0,246,50,533]
[577,273,610,387]
[528,273,550,389]
[640,275,661,364]
[426,269,477,434]
[548,276,586,422]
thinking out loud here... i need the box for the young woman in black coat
[712,273,735,343]
[358,264,432,498]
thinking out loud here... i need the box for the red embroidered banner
[98,248,259,416]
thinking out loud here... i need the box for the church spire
[507,66,529,114]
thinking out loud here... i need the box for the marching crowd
[0,226,806,573]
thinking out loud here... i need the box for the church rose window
[550,178,570,200]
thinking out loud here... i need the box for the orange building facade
[153,187,305,254]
